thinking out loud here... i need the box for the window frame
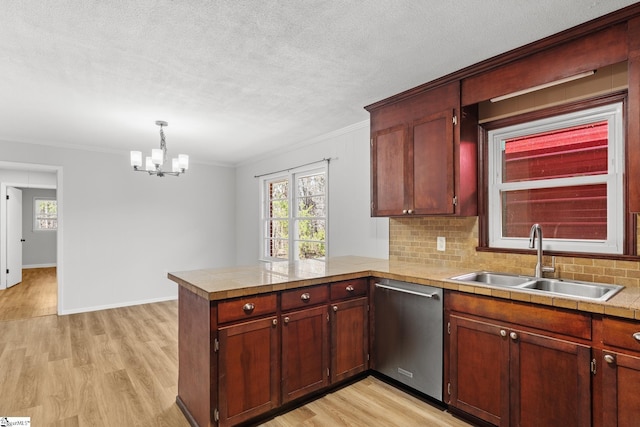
[480,95,632,256]
[260,164,328,262]
[33,197,58,232]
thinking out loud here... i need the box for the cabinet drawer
[446,291,591,340]
[218,293,277,324]
[281,285,328,311]
[603,316,640,352]
[330,279,368,300]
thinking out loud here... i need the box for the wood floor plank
[0,267,57,321]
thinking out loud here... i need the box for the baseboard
[23,263,57,269]
[59,295,178,315]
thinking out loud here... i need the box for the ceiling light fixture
[490,70,596,103]
[130,121,189,177]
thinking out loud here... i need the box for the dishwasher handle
[375,283,440,300]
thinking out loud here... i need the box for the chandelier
[130,121,189,177]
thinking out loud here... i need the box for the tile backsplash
[389,217,640,288]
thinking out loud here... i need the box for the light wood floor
[0,267,57,321]
[0,296,472,426]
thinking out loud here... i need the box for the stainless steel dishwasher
[374,279,443,401]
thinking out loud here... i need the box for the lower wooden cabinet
[184,280,370,427]
[594,315,640,427]
[601,350,640,426]
[447,291,592,427]
[216,316,280,426]
[281,305,329,403]
[217,315,280,426]
[330,296,369,383]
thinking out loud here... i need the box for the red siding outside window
[501,121,608,239]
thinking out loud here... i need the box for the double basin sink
[449,271,624,302]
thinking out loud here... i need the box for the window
[487,102,624,254]
[261,166,327,262]
[34,198,58,231]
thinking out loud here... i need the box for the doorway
[0,161,63,319]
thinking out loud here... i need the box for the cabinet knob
[407,209,413,214]
[604,354,615,364]
[272,319,278,326]
[500,330,507,337]
[300,292,311,301]
[242,303,255,312]
[333,305,338,312]
[345,285,354,292]
[402,209,408,214]
[510,332,518,341]
[284,316,290,324]
[633,332,640,342]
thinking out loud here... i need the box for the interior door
[7,186,23,287]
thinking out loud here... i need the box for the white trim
[59,295,177,315]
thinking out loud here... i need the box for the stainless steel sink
[520,279,623,301]
[449,272,532,287]
[449,271,624,302]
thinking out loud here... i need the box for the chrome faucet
[528,223,555,278]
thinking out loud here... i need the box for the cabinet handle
[333,305,338,312]
[407,209,413,214]
[604,354,615,364]
[402,209,408,214]
[300,292,311,301]
[633,332,640,342]
[242,303,255,312]
[284,316,290,324]
[272,319,278,326]
[500,330,507,337]
[510,332,518,341]
[346,285,354,292]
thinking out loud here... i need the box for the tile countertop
[167,255,640,321]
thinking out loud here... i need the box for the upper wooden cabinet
[367,81,477,217]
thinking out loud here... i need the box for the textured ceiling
[2,1,638,166]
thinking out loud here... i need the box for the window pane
[297,196,325,217]
[268,220,289,239]
[267,239,288,259]
[270,200,289,218]
[296,219,325,241]
[502,184,607,239]
[503,121,608,183]
[297,241,325,260]
[269,180,288,199]
[297,174,325,197]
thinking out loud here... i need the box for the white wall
[0,139,236,314]
[21,187,57,267]
[234,121,389,265]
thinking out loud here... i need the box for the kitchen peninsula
[169,255,640,427]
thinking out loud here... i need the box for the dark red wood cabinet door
[281,305,329,403]
[449,314,509,426]
[330,297,368,383]
[412,110,454,215]
[510,330,591,427]
[217,316,279,427]
[371,125,406,216]
[602,350,640,427]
